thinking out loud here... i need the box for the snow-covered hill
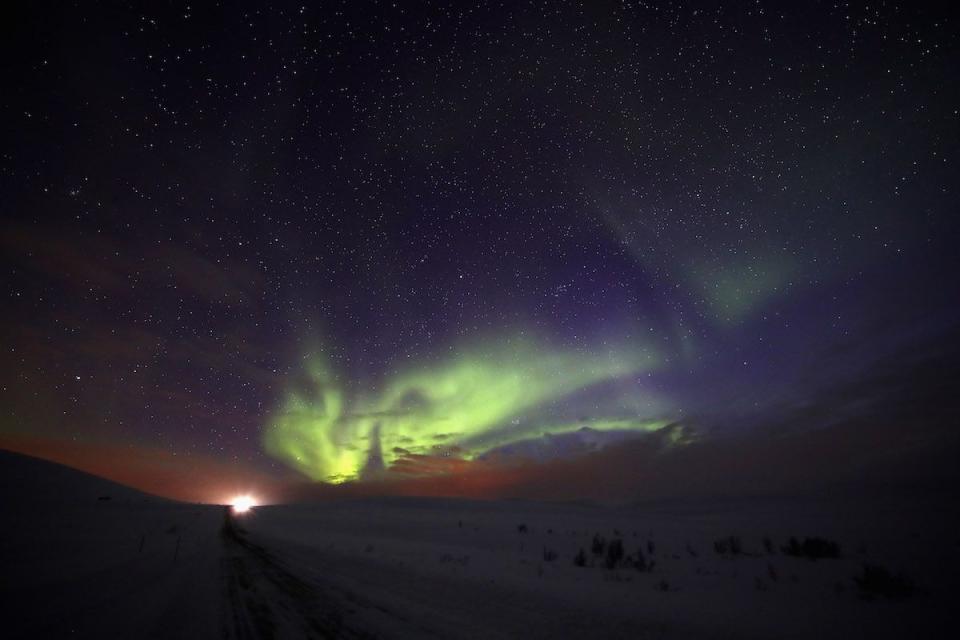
[1,450,224,639]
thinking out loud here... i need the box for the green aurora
[263,336,666,482]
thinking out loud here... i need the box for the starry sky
[2,1,958,503]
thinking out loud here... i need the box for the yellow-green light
[263,335,664,482]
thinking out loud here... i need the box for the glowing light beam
[231,495,255,513]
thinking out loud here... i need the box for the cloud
[149,245,264,304]
[1,223,264,305]
[1,224,129,290]
[386,445,469,476]
[478,425,677,463]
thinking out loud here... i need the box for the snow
[238,495,957,639]
[3,449,956,639]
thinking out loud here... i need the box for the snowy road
[220,507,379,640]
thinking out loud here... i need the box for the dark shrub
[517,524,528,534]
[605,539,624,569]
[714,536,741,556]
[782,537,801,556]
[591,534,606,556]
[632,548,654,572]
[543,547,558,562]
[854,564,916,599]
[763,536,774,554]
[729,536,742,555]
[573,548,587,567]
[782,537,840,560]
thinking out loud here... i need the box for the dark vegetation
[573,548,587,567]
[526,523,854,596]
[781,537,841,560]
[631,548,654,572]
[605,539,624,569]
[591,533,606,557]
[854,564,917,600]
[763,536,774,554]
[713,536,742,556]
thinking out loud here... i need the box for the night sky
[2,1,958,503]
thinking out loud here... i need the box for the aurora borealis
[2,1,959,504]
[264,334,663,482]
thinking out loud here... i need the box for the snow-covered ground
[3,449,956,639]
[238,494,957,639]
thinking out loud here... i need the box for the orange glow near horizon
[0,434,284,504]
[231,495,256,513]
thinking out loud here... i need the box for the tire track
[220,508,375,640]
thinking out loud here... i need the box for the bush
[729,536,742,555]
[781,537,840,560]
[854,564,916,600]
[517,524,528,534]
[763,536,774,554]
[591,534,606,556]
[605,539,624,569]
[632,548,654,572]
[543,547,558,562]
[714,536,741,556]
[573,548,587,567]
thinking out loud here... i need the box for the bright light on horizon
[231,495,256,513]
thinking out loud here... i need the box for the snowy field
[3,450,956,639]
[236,495,956,639]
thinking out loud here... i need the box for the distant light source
[231,495,255,513]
